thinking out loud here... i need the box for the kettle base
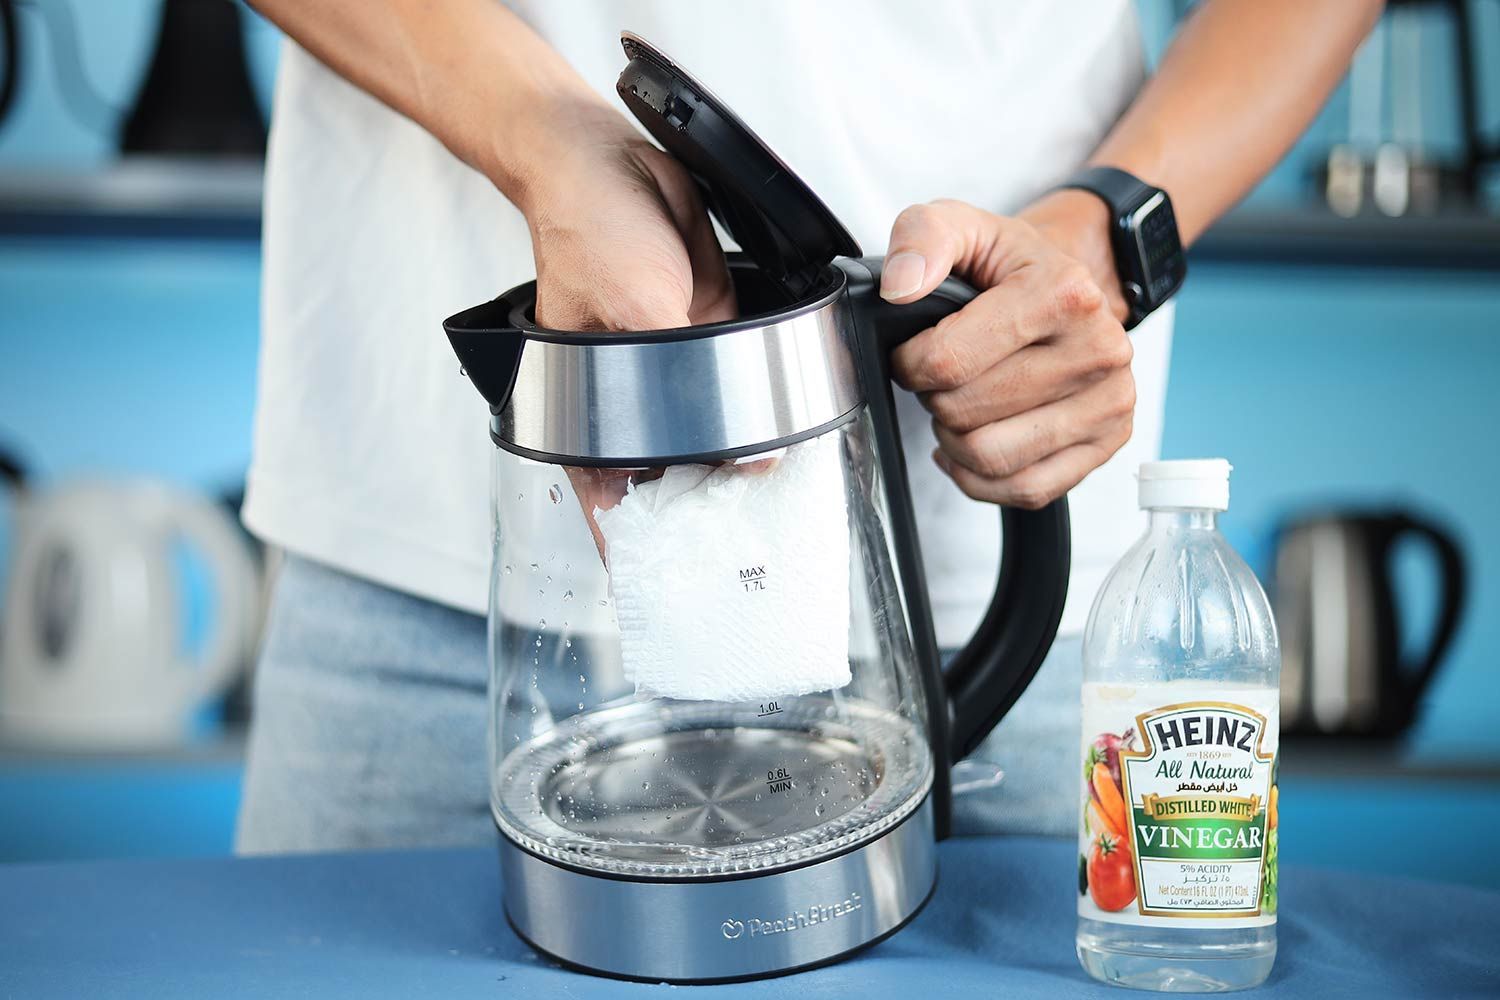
[497,794,937,983]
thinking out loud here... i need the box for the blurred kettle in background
[1274,508,1466,739]
[0,454,261,748]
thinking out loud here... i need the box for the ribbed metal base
[497,795,937,983]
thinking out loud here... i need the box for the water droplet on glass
[516,492,524,501]
[598,600,608,607]
[562,590,574,602]
[641,782,651,791]
[534,637,542,648]
[549,484,562,504]
[545,575,552,585]
[815,805,826,817]
[529,563,539,573]
[459,366,467,377]
[538,619,546,629]
[502,564,512,576]
[579,674,586,683]
[820,787,830,797]
[564,638,573,649]
[577,702,585,711]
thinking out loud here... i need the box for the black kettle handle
[839,258,1071,835]
[1381,513,1467,703]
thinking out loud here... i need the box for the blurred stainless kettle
[0,456,261,748]
[1274,509,1466,739]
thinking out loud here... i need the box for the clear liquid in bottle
[1076,460,1279,992]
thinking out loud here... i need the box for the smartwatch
[1057,166,1186,330]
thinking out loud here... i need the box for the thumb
[879,199,1014,303]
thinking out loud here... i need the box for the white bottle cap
[1138,459,1232,511]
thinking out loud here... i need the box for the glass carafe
[450,252,1071,981]
[488,412,931,878]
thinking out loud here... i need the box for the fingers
[639,146,736,325]
[935,437,1127,510]
[891,253,1112,395]
[535,247,695,333]
[879,199,1037,304]
[564,466,636,562]
[919,319,1134,431]
[930,371,1135,480]
[891,284,1029,393]
[683,211,737,325]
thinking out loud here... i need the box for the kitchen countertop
[2,836,1494,998]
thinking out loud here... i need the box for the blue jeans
[235,555,1081,854]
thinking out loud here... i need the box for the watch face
[1128,191,1186,307]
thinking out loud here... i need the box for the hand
[508,102,738,554]
[518,104,735,333]
[879,195,1136,509]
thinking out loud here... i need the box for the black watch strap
[1057,165,1181,331]
[1060,166,1154,212]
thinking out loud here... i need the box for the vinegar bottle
[1076,460,1279,991]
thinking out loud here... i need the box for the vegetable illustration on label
[1261,756,1280,914]
[1087,831,1136,911]
[1081,727,1138,909]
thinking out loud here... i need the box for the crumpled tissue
[593,434,851,702]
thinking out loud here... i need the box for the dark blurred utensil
[0,0,17,134]
[1274,508,1467,739]
[120,0,266,157]
[1319,0,1497,215]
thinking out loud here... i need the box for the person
[236,0,1380,851]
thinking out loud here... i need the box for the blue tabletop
[1,836,1495,999]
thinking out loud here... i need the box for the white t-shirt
[245,0,1172,644]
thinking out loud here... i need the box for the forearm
[1091,0,1384,244]
[246,0,620,211]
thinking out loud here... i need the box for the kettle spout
[442,292,529,411]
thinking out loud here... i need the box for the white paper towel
[593,434,851,702]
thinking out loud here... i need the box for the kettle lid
[617,32,861,300]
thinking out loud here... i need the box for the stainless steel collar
[491,267,863,466]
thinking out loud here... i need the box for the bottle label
[1079,683,1279,928]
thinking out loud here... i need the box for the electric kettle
[444,34,1070,982]
[0,456,260,748]
[1274,508,1466,739]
